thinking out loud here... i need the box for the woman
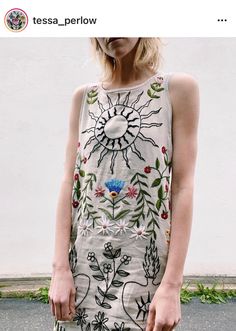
[49,38,200,331]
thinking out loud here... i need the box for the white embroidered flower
[114,218,130,235]
[96,215,114,235]
[78,217,93,236]
[129,225,148,240]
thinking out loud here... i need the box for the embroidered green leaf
[151,178,161,187]
[155,158,160,170]
[114,209,130,221]
[134,204,144,212]
[79,169,85,177]
[98,208,113,220]
[156,199,162,210]
[111,280,124,287]
[89,264,100,271]
[117,269,130,277]
[97,286,105,296]
[101,302,112,309]
[158,185,164,199]
[121,199,131,205]
[93,275,105,281]
[114,248,121,258]
[147,89,153,98]
[103,252,114,259]
[105,293,118,300]
[139,180,148,187]
[95,295,102,306]
[140,189,152,197]
[138,173,148,179]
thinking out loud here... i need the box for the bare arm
[161,73,200,287]
[49,84,87,321]
[146,73,200,331]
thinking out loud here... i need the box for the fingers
[60,297,72,321]
[145,306,155,331]
[54,301,62,321]
[69,289,76,317]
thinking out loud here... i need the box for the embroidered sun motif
[82,89,163,174]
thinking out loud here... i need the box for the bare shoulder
[168,72,200,117]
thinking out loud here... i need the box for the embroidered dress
[54,71,173,331]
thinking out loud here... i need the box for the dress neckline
[98,71,163,93]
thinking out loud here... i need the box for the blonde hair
[90,38,164,82]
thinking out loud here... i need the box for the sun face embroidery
[82,86,164,174]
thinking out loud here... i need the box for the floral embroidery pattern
[88,242,131,310]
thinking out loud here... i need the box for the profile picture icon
[4,8,28,32]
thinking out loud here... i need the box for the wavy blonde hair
[90,38,164,82]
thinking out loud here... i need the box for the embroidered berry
[72,200,79,208]
[161,211,168,219]
[144,166,151,173]
[165,184,169,192]
[83,156,87,163]
[74,174,79,181]
[162,146,167,154]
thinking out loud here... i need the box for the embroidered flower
[155,76,164,85]
[129,225,148,240]
[103,263,113,274]
[120,255,132,265]
[165,184,169,192]
[105,178,125,199]
[78,217,93,236]
[162,146,167,154]
[161,211,168,220]
[114,219,130,235]
[87,252,96,262]
[73,308,88,326]
[92,311,109,331]
[95,185,105,197]
[125,186,138,198]
[144,166,151,174]
[96,216,114,235]
[104,242,113,251]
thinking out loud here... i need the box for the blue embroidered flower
[105,179,125,198]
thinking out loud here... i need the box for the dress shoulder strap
[162,72,174,91]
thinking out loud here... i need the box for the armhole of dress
[163,72,174,159]
[77,83,90,139]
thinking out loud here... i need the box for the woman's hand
[145,282,181,331]
[49,266,76,321]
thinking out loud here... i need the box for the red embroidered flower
[162,146,167,154]
[74,174,79,181]
[161,211,168,219]
[72,200,79,208]
[165,184,169,192]
[126,186,138,198]
[144,166,151,173]
[83,156,87,163]
[95,185,105,197]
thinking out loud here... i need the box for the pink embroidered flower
[162,146,167,154]
[144,166,151,174]
[74,174,79,181]
[126,186,138,198]
[161,211,168,219]
[156,76,164,85]
[72,200,79,208]
[95,185,105,197]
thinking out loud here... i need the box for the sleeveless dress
[54,71,173,331]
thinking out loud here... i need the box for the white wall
[0,38,235,277]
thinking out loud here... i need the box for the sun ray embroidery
[81,87,164,174]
